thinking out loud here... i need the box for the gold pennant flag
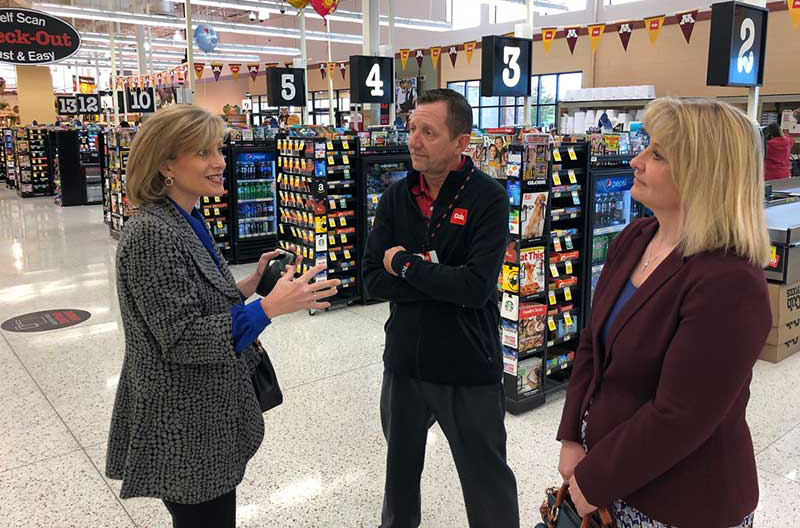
[229,64,241,80]
[542,28,557,54]
[194,63,205,80]
[430,47,441,69]
[644,15,666,45]
[789,0,800,28]
[328,62,336,76]
[588,24,605,53]
[464,41,476,64]
[400,49,410,70]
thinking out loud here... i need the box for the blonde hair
[643,97,771,267]
[126,105,226,206]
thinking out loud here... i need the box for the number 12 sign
[481,35,532,98]
[706,1,768,87]
[349,55,394,104]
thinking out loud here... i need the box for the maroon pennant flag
[565,27,580,55]
[676,10,699,44]
[448,46,458,68]
[415,49,424,70]
[247,64,260,81]
[211,64,224,81]
[319,63,327,80]
[339,62,347,80]
[617,22,633,51]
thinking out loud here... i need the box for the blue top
[168,197,270,356]
[602,280,638,347]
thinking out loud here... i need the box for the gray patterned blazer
[106,199,266,504]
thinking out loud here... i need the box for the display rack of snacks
[501,135,590,414]
[199,139,234,261]
[16,126,53,197]
[277,135,361,310]
[3,128,16,189]
[108,127,136,239]
[100,129,113,224]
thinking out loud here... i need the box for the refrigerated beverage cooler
[585,157,646,309]
[229,140,278,263]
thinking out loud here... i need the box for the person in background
[106,104,339,528]
[364,89,519,528]
[764,122,794,181]
[557,98,771,528]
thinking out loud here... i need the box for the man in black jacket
[363,89,519,528]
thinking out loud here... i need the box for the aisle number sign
[116,87,156,114]
[266,67,307,107]
[349,55,394,104]
[480,35,532,97]
[707,1,768,87]
[56,93,100,115]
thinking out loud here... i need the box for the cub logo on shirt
[451,208,468,226]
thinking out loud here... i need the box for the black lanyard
[421,167,474,252]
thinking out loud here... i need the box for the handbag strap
[551,483,613,528]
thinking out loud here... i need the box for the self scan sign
[0,8,81,65]
[706,1,768,87]
[480,35,532,98]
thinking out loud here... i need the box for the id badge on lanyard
[419,167,473,262]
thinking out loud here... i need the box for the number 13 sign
[349,55,394,104]
[481,35,532,97]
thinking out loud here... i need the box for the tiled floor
[1,187,799,527]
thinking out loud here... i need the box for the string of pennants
[113,62,296,90]
[317,61,349,80]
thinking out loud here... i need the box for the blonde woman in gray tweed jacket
[106,105,339,528]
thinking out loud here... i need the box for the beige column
[16,66,57,125]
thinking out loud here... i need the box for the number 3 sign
[481,35,532,98]
[349,55,394,104]
[706,1,768,87]
[267,67,306,107]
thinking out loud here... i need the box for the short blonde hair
[126,105,226,206]
[643,97,771,267]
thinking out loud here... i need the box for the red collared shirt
[411,156,467,219]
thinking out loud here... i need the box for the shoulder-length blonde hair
[643,97,771,267]
[126,105,226,206]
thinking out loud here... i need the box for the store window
[310,89,353,127]
[447,71,582,130]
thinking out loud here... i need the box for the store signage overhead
[706,1,768,87]
[349,55,394,104]
[481,35,532,98]
[56,94,101,115]
[117,87,157,114]
[266,67,307,107]
[0,8,81,65]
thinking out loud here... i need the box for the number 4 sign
[349,55,394,104]
[481,35,532,97]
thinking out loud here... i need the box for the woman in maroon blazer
[557,98,772,528]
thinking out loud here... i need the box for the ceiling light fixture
[80,32,299,56]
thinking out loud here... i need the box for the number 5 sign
[267,67,306,107]
[706,1,768,87]
[481,35,532,97]
[349,55,394,104]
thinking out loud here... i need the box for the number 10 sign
[481,35,532,98]
[349,55,394,104]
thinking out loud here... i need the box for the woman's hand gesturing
[260,260,340,319]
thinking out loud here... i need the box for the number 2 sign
[266,67,306,107]
[349,55,393,104]
[481,35,532,98]
[706,1,768,87]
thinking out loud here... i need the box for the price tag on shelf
[328,155,335,165]
[341,233,348,243]
[553,237,563,252]
[548,317,557,331]
[342,155,350,165]
[329,235,336,245]
[339,216,346,227]
[329,200,336,210]
[203,196,210,203]
[564,311,574,327]
[330,251,338,261]
[572,191,580,205]
[279,225,285,234]
[548,290,557,305]
[553,150,562,162]
[565,260,573,274]
[564,286,572,301]
[550,263,560,278]
[565,236,574,250]
[552,172,562,186]
[568,147,577,161]
[216,221,223,229]
[327,140,334,150]
[344,249,351,259]
[342,140,349,150]
[372,195,379,204]
[340,199,347,209]
[299,141,305,151]
[301,159,307,171]
[214,207,220,216]
[568,169,577,184]
[291,226,298,237]
[302,247,309,259]
[203,209,211,217]
[214,196,221,203]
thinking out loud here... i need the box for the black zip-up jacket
[362,155,509,386]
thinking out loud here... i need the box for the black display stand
[15,127,54,198]
[52,129,104,207]
[108,128,136,239]
[3,128,16,189]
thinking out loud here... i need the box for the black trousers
[380,369,520,528]
[162,488,236,528]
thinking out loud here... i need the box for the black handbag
[251,343,283,413]
[535,484,615,528]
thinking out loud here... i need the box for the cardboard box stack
[761,280,800,363]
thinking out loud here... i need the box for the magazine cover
[485,135,511,179]
[520,247,545,296]
[506,150,522,178]
[521,192,548,239]
[518,303,547,352]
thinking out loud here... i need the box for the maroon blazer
[557,217,771,528]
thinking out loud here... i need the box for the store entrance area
[1,187,800,527]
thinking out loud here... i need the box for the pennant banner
[229,63,241,80]
[194,63,205,80]
[789,0,800,28]
[430,47,441,70]
[339,62,347,80]
[327,62,336,76]
[247,64,260,81]
[644,15,666,45]
[415,49,424,69]
[542,28,557,54]
[177,66,185,85]
[676,10,699,44]
[448,46,458,68]
[588,24,606,53]
[617,22,633,51]
[464,41,476,64]
[400,49,410,70]
[565,27,580,55]
[319,63,327,79]
[211,64,223,81]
